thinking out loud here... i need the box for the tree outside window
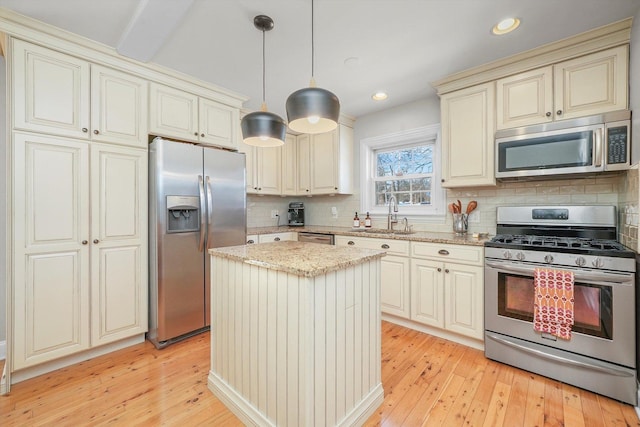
[374,145,434,207]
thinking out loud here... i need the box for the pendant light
[286,0,340,134]
[241,15,286,147]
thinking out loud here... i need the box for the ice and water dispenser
[166,196,200,233]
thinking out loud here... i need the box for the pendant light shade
[286,85,340,134]
[241,15,286,147]
[241,109,287,147]
[286,0,340,134]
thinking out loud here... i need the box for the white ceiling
[1,0,639,120]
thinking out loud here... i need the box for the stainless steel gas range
[484,205,637,405]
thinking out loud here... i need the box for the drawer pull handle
[348,241,355,245]
[381,244,390,249]
[438,249,450,255]
[247,239,255,244]
[274,237,281,241]
[437,267,442,272]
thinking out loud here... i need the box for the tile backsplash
[248,171,639,252]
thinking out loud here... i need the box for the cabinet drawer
[411,242,483,266]
[258,232,297,243]
[335,235,409,256]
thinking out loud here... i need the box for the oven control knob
[544,254,554,263]
[502,251,512,259]
[592,258,605,268]
[575,256,586,267]
[516,252,525,261]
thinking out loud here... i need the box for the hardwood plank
[2,321,638,427]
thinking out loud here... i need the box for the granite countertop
[209,241,386,278]
[247,225,491,246]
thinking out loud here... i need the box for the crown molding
[432,17,633,96]
[0,7,248,108]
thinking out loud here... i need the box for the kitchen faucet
[387,195,398,230]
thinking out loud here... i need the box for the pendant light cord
[262,27,266,106]
[311,0,315,80]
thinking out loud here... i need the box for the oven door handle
[485,332,634,378]
[485,261,634,284]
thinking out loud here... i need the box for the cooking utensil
[448,203,455,213]
[466,200,477,214]
[457,199,462,214]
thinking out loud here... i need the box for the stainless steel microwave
[495,111,631,179]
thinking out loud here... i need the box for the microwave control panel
[606,124,628,166]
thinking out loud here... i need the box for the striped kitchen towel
[533,268,575,340]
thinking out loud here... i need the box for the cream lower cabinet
[496,45,629,130]
[335,235,410,318]
[410,242,484,340]
[12,132,147,369]
[440,82,496,188]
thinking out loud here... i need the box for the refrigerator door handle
[198,175,206,252]
[206,176,213,249]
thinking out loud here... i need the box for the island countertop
[209,240,386,278]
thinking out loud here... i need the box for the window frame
[360,124,446,217]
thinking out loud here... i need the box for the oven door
[485,259,635,368]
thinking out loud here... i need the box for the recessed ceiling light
[372,91,388,101]
[492,17,520,35]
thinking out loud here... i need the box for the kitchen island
[207,241,386,427]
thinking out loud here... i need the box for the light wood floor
[1,322,638,426]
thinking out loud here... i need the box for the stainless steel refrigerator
[148,137,246,348]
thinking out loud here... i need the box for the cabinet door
[90,144,148,346]
[149,83,199,142]
[12,133,91,369]
[12,39,90,139]
[90,65,148,148]
[381,255,410,318]
[297,134,311,194]
[199,97,238,150]
[496,67,553,129]
[410,259,444,328]
[440,82,496,188]
[443,263,484,339]
[554,45,628,120]
[256,146,282,195]
[310,131,338,194]
[281,134,298,195]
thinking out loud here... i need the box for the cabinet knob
[445,269,450,273]
[334,187,338,190]
[556,110,563,116]
[306,189,310,192]
[441,179,445,183]
[194,132,198,136]
[82,240,88,245]
[438,249,450,255]
[546,112,552,117]
[93,239,100,244]
[258,187,262,190]
[201,133,205,137]
[82,128,88,133]
[347,241,355,246]
[247,239,255,244]
[437,267,442,272]
[274,237,281,241]
[93,129,100,135]
[381,244,390,249]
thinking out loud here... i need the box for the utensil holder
[452,213,468,235]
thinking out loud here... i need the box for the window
[361,124,444,217]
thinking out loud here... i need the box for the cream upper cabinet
[496,46,629,130]
[440,82,496,188]
[12,39,148,148]
[310,124,354,195]
[281,134,298,196]
[90,143,148,346]
[149,82,239,150]
[11,132,148,369]
[238,137,281,195]
[297,134,311,194]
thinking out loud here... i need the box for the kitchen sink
[363,228,415,235]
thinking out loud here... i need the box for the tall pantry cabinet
[9,39,148,371]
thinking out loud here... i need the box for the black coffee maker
[288,202,304,226]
